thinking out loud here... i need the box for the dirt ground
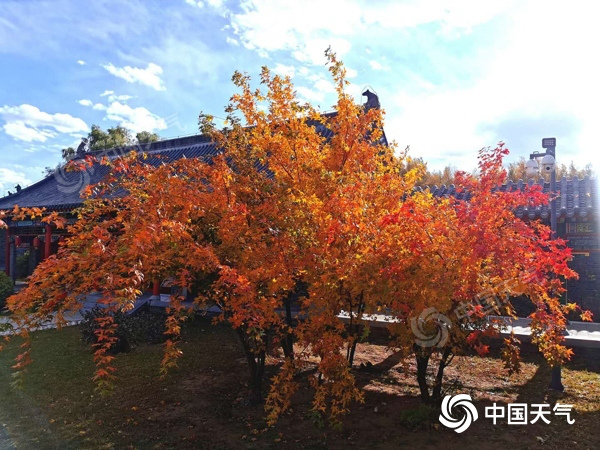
[1,318,599,449]
[117,320,600,449]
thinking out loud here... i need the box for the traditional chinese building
[0,133,221,280]
[428,178,599,318]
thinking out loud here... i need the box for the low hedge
[0,271,14,311]
[80,307,167,354]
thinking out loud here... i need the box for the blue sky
[0,0,598,195]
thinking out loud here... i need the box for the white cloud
[98,90,134,104]
[226,36,239,46]
[273,63,295,78]
[143,36,224,89]
[102,62,166,91]
[314,78,335,94]
[293,37,351,65]
[359,1,512,31]
[206,0,223,8]
[229,1,358,64]
[185,0,204,7]
[113,94,133,101]
[227,0,507,65]
[77,59,85,65]
[2,121,53,142]
[93,103,107,111]
[78,99,93,106]
[0,104,88,142]
[104,101,167,133]
[383,1,600,171]
[369,60,383,71]
[295,74,336,104]
[0,168,31,192]
[295,86,324,104]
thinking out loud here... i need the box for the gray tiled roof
[0,117,355,212]
[0,135,219,211]
[0,129,593,219]
[426,176,597,219]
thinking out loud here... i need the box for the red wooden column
[4,228,10,275]
[44,224,52,259]
[33,237,41,263]
[151,280,160,300]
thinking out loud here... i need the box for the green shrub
[130,310,168,344]
[80,307,167,354]
[0,271,14,312]
[398,404,437,430]
[15,250,30,280]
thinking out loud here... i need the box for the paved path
[491,316,600,349]
[0,310,84,336]
[338,311,600,349]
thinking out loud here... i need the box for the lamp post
[526,137,563,392]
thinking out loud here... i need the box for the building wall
[561,216,600,321]
[567,253,600,320]
[0,228,5,272]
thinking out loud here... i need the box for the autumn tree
[420,160,459,186]
[506,156,594,180]
[6,49,404,421]
[263,54,418,422]
[379,144,590,404]
[4,50,591,427]
[415,156,595,187]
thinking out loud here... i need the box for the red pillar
[4,228,10,275]
[152,280,160,297]
[44,224,52,260]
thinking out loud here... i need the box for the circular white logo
[54,162,94,194]
[410,307,451,348]
[439,394,479,433]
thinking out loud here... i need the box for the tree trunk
[415,346,431,403]
[348,338,359,367]
[251,348,266,403]
[236,327,267,404]
[346,296,364,367]
[415,345,453,405]
[431,347,452,404]
[549,364,564,392]
[282,295,295,359]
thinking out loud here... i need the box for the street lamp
[527,137,563,392]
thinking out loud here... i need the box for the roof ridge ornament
[362,86,380,110]
[75,137,89,156]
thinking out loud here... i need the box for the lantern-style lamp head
[14,236,21,247]
[33,237,41,249]
[525,158,539,177]
[541,154,556,174]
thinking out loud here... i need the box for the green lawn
[0,318,249,449]
[0,318,599,449]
